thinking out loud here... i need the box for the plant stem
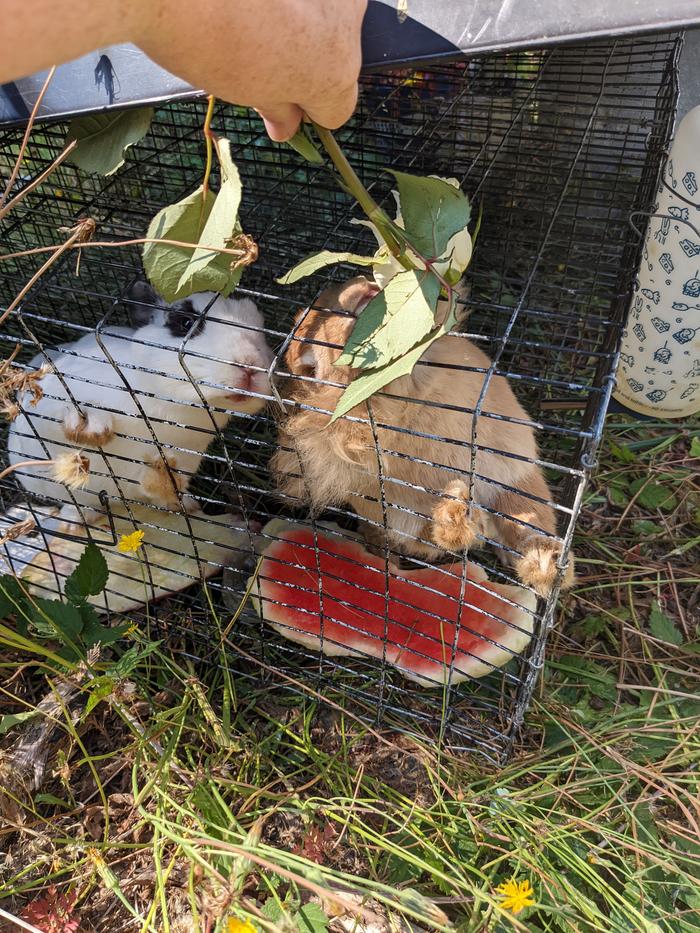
[0,140,77,223]
[202,94,216,204]
[0,459,54,481]
[314,125,406,259]
[0,66,56,210]
[0,225,84,327]
[0,235,254,264]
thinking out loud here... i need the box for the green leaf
[144,186,215,302]
[66,107,154,176]
[0,709,38,735]
[84,675,115,717]
[690,436,700,458]
[0,575,28,619]
[296,904,329,933]
[385,851,424,886]
[176,138,245,296]
[144,146,248,301]
[111,640,162,677]
[556,656,617,702]
[632,519,662,537]
[470,201,484,249]
[79,603,128,648]
[608,482,630,508]
[336,269,440,369]
[286,127,324,164]
[388,170,471,259]
[331,320,450,423]
[609,439,636,463]
[34,793,72,809]
[648,600,683,645]
[32,598,83,642]
[64,541,109,604]
[277,250,377,285]
[629,478,678,512]
[576,613,609,639]
[261,900,284,924]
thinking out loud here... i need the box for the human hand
[135,0,367,140]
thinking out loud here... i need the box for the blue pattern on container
[615,108,700,416]
[659,252,674,273]
[682,274,700,298]
[683,170,698,196]
[646,389,667,402]
[653,342,672,364]
[673,326,699,344]
[679,238,700,257]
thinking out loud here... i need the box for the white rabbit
[8,283,273,516]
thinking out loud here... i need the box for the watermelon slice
[250,520,537,687]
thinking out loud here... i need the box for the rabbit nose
[237,366,256,389]
[226,366,258,403]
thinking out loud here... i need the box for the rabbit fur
[271,275,575,597]
[8,283,273,516]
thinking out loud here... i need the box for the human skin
[0,0,367,140]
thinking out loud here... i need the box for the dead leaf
[293,821,338,864]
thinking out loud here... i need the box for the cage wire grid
[0,33,681,762]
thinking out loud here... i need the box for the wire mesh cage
[0,33,681,763]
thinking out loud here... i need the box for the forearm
[0,0,142,83]
[0,0,366,140]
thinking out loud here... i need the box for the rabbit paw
[515,536,575,598]
[63,408,114,446]
[141,455,188,509]
[430,480,482,552]
[362,522,390,556]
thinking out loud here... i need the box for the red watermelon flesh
[252,522,537,686]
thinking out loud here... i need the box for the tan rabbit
[271,276,575,597]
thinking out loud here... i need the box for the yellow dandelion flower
[117,529,145,554]
[226,920,257,933]
[126,623,139,637]
[495,878,535,915]
[52,451,90,489]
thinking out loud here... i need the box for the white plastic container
[614,104,700,418]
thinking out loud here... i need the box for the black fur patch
[165,301,205,339]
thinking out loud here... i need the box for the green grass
[1,417,698,933]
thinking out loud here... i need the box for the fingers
[302,80,360,131]
[258,78,360,142]
[260,0,365,141]
[256,103,304,142]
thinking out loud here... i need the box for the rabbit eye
[166,303,204,339]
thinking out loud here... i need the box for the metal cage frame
[0,33,681,762]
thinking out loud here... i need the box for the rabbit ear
[124,280,160,327]
[336,276,380,316]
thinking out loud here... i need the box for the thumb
[301,81,359,131]
[256,103,304,142]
